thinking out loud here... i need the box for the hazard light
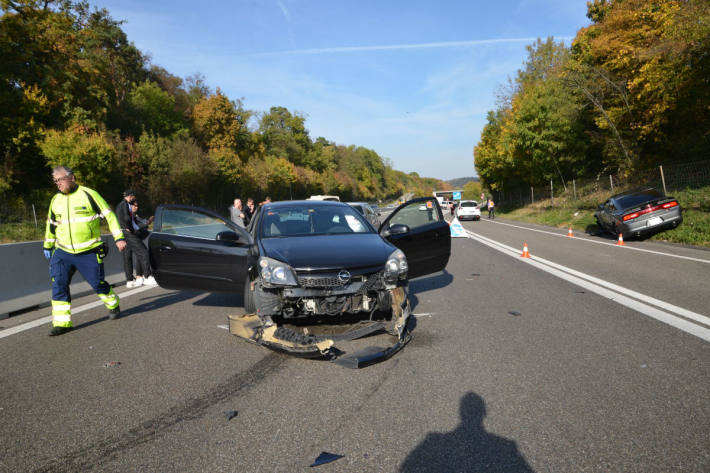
[623,201,679,221]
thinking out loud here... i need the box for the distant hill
[446,176,479,188]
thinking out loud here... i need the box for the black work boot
[108,306,120,320]
[49,326,72,336]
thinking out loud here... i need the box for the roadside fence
[493,160,710,209]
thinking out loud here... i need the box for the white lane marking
[478,219,710,265]
[217,324,229,330]
[465,229,710,343]
[0,286,155,340]
[468,230,710,328]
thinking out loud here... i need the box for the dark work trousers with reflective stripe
[51,248,113,302]
[122,232,151,280]
[50,247,119,327]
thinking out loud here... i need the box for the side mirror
[216,231,240,242]
[382,223,410,237]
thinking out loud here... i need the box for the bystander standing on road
[43,165,126,336]
[244,197,255,226]
[116,190,157,288]
[487,197,495,219]
[228,198,246,227]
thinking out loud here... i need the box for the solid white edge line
[467,229,710,327]
[464,229,710,343]
[0,285,155,340]
[481,218,710,265]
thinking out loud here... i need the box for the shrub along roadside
[496,187,710,248]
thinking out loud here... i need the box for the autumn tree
[258,106,311,166]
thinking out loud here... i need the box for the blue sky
[93,0,590,181]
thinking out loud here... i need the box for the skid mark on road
[33,353,287,473]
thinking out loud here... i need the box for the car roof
[263,200,349,210]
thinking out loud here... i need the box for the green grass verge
[496,186,710,248]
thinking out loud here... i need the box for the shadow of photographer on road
[400,392,535,473]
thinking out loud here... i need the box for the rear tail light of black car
[622,200,679,221]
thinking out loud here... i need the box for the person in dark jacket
[244,197,255,226]
[116,190,156,287]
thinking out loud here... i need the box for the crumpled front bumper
[227,286,412,368]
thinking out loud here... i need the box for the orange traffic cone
[567,227,574,237]
[520,242,531,258]
[616,233,625,246]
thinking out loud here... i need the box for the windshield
[260,205,372,237]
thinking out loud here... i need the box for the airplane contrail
[275,37,572,55]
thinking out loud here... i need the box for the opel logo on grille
[337,270,351,284]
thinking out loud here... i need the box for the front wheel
[595,217,606,234]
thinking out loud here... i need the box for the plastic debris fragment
[310,452,344,467]
[103,361,121,368]
[508,311,521,316]
[224,410,238,421]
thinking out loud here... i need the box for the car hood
[260,233,395,270]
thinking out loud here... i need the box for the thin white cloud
[260,37,572,55]
[277,1,291,23]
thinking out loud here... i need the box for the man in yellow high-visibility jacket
[44,165,127,336]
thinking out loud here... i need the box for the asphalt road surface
[1,217,708,472]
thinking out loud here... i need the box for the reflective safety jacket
[44,185,124,254]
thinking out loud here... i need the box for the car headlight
[384,249,408,283]
[258,257,298,287]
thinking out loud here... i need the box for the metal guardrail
[0,235,127,318]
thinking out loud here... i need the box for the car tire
[595,217,605,233]
[244,278,256,313]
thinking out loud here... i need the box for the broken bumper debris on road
[227,287,412,368]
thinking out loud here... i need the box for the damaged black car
[148,197,450,366]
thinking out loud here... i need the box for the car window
[260,205,372,237]
[460,201,476,208]
[160,208,231,238]
[616,189,664,209]
[388,199,441,230]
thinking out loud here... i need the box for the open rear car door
[379,197,451,279]
[147,205,252,293]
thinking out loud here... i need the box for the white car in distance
[456,200,481,221]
